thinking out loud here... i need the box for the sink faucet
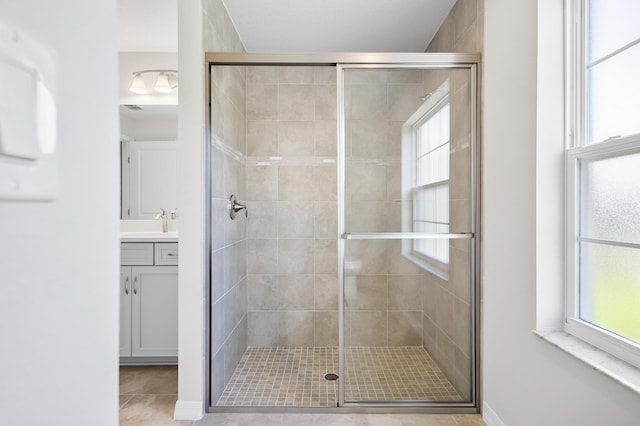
[156,208,168,233]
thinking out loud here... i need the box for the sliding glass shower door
[205,53,479,412]
[338,65,478,405]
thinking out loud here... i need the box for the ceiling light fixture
[128,69,178,94]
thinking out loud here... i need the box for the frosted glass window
[436,185,448,223]
[580,152,640,243]
[578,150,640,344]
[412,101,450,263]
[565,0,640,368]
[579,242,640,344]
[414,186,449,263]
[415,104,449,187]
[415,106,449,187]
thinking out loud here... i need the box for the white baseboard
[173,400,203,421]
[483,401,506,426]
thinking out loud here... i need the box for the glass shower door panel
[342,236,474,403]
[343,67,473,235]
[341,67,475,404]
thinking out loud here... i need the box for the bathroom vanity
[119,232,178,365]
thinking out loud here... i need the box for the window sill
[533,330,640,396]
[402,251,448,281]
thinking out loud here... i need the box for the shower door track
[204,52,481,414]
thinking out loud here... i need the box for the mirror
[119,104,178,220]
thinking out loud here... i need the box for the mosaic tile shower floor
[216,346,461,407]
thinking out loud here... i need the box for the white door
[119,266,132,357]
[131,266,179,357]
[125,141,177,219]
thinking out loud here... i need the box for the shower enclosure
[205,53,479,412]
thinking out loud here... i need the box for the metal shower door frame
[204,52,481,414]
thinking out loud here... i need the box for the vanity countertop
[120,232,179,243]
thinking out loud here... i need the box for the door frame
[204,52,481,414]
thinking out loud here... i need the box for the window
[401,81,450,278]
[566,0,640,367]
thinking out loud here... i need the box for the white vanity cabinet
[120,242,178,363]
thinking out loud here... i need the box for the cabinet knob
[124,276,130,295]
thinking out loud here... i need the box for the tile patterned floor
[196,413,486,425]
[217,346,461,407]
[345,347,462,402]
[118,365,484,425]
[119,365,181,426]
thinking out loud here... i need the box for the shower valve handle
[229,195,248,220]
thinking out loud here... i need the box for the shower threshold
[216,346,461,407]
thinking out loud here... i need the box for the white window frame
[401,81,450,279]
[565,0,640,368]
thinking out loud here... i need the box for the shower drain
[324,373,339,381]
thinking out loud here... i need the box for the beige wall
[209,64,248,403]
[205,0,248,405]
[244,65,339,347]
[422,0,484,400]
[242,66,442,352]
[426,0,484,54]
[418,68,474,400]
[343,69,428,349]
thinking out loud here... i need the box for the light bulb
[154,73,173,93]
[129,73,147,94]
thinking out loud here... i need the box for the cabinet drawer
[154,242,178,265]
[121,243,154,265]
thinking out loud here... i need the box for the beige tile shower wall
[422,0,484,401]
[418,67,473,401]
[205,0,248,404]
[344,69,429,349]
[245,66,340,348]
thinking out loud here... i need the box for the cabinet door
[125,141,177,219]
[120,266,132,357]
[131,266,178,357]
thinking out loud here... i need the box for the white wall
[174,0,205,420]
[483,0,640,424]
[120,113,135,139]
[0,1,119,425]
[121,116,178,141]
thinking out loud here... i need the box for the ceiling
[117,0,455,53]
[117,0,453,118]
[224,0,456,52]
[118,0,178,52]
